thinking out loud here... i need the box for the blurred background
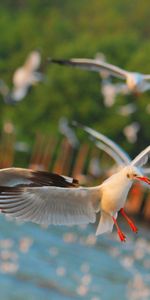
[0,1,150,299]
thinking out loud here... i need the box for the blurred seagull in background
[117,103,137,116]
[95,53,129,106]
[123,122,140,144]
[0,51,44,104]
[11,50,43,102]
[50,57,150,94]
[0,144,149,242]
[59,117,79,148]
[101,80,129,107]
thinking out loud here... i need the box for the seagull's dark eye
[127,174,130,178]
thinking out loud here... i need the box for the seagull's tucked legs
[112,216,126,242]
[120,208,138,233]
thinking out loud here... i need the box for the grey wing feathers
[50,58,128,79]
[30,171,79,187]
[0,168,79,188]
[76,124,131,165]
[95,141,126,166]
[131,146,150,167]
[0,186,100,226]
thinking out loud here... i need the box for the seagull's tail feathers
[96,212,114,236]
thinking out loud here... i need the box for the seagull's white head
[124,165,150,184]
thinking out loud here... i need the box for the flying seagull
[94,53,129,106]
[101,80,129,107]
[11,50,43,102]
[117,103,137,116]
[50,57,150,93]
[59,117,79,148]
[123,122,140,144]
[0,51,44,105]
[0,152,149,242]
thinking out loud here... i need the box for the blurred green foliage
[0,0,149,157]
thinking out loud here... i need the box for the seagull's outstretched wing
[50,58,128,79]
[0,185,100,226]
[95,141,126,166]
[131,146,150,167]
[0,168,79,188]
[74,123,131,165]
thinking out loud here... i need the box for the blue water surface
[0,215,150,300]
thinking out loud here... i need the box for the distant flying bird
[50,57,150,93]
[117,103,137,116]
[0,147,149,242]
[95,53,129,106]
[0,51,43,104]
[11,50,43,102]
[59,117,79,148]
[123,122,140,143]
[101,79,129,107]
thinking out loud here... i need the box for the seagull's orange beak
[136,176,150,185]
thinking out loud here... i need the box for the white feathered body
[96,168,133,235]
[100,170,132,214]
